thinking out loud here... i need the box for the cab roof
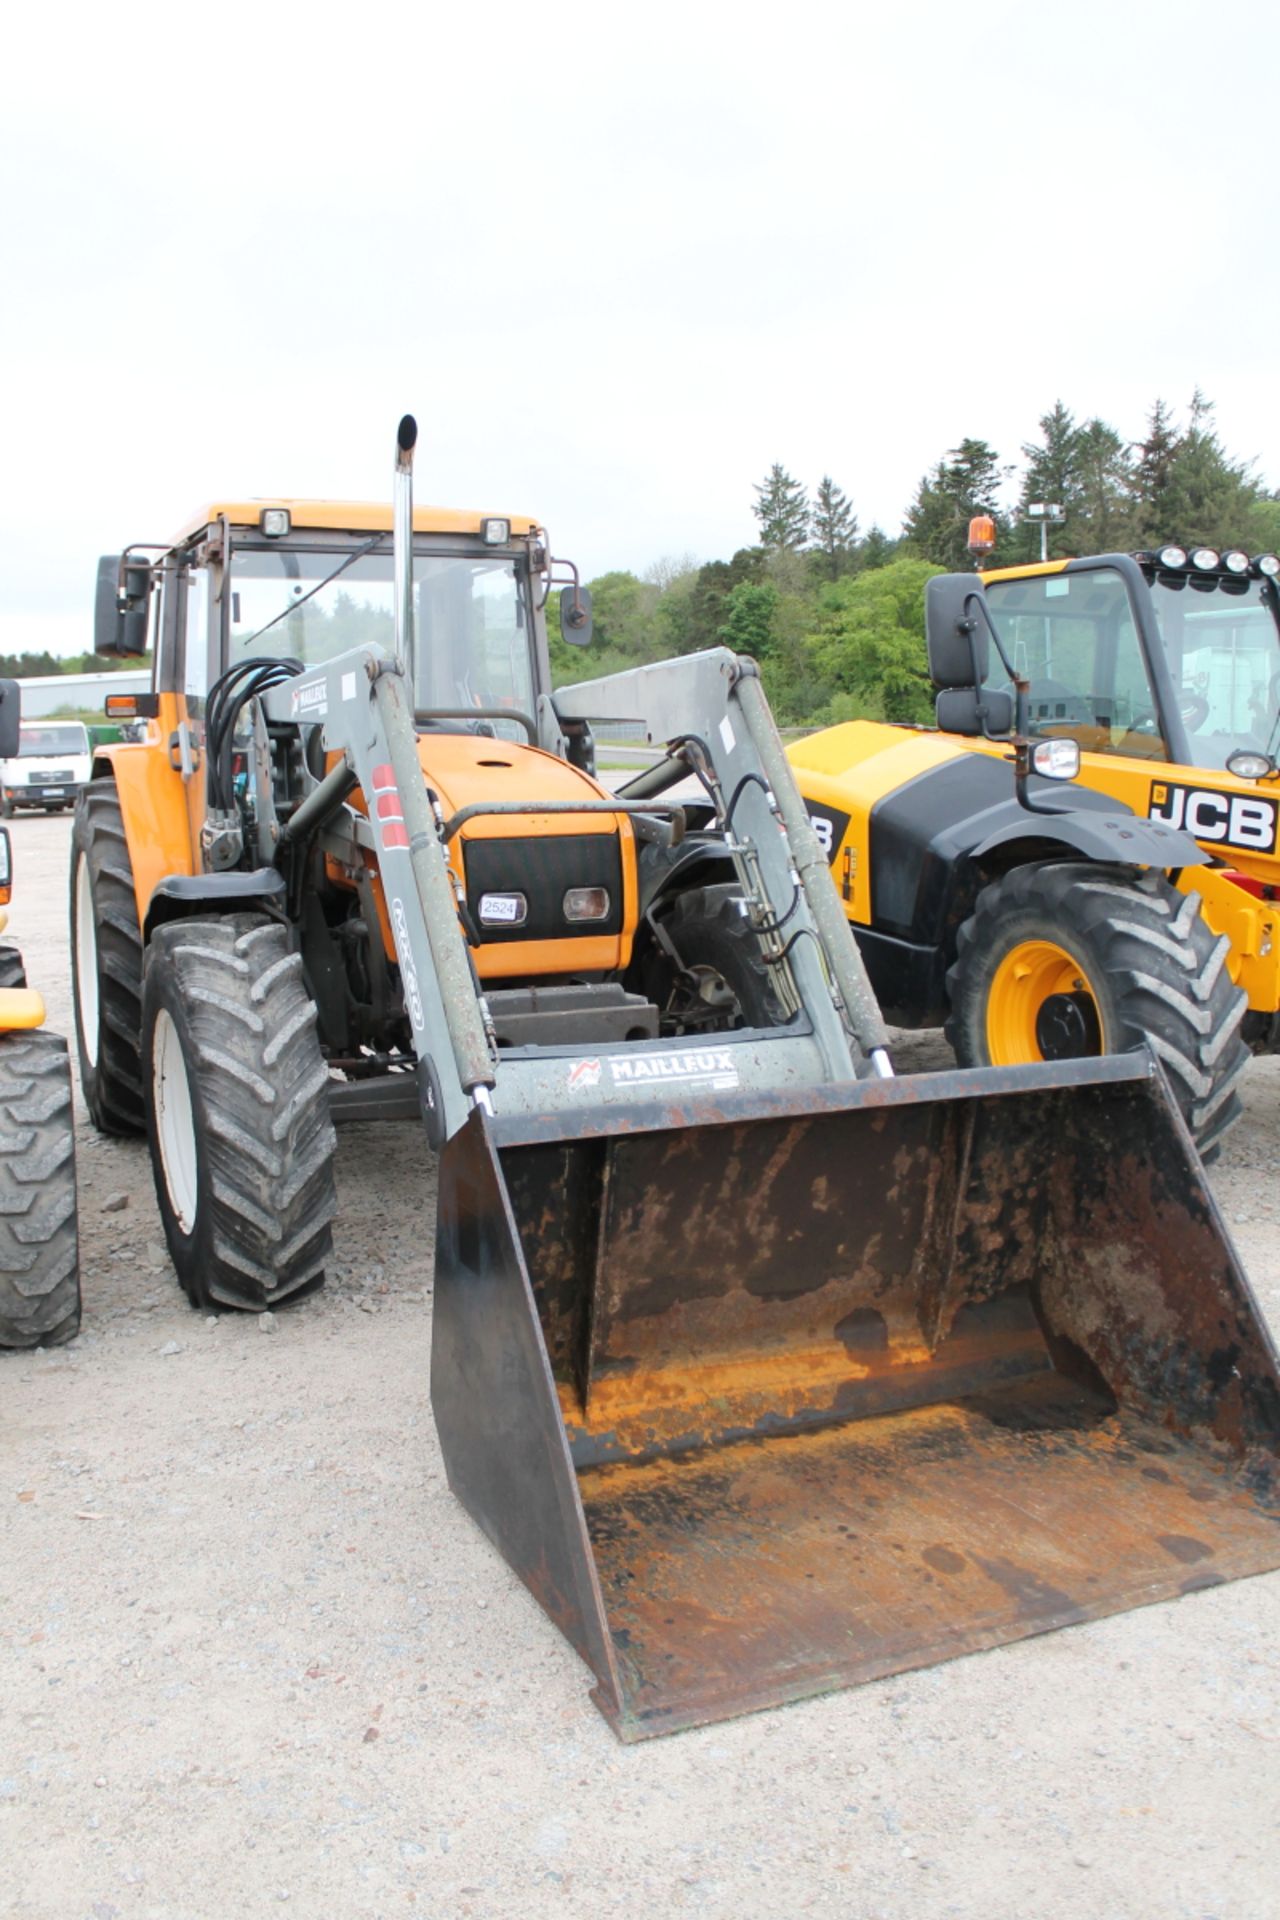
[171,499,540,543]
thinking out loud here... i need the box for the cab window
[985,568,1167,759]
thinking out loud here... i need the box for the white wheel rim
[74,852,100,1069]
[153,1009,199,1234]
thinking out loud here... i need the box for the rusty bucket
[431,1052,1280,1741]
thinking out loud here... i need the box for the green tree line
[0,650,146,679]
[550,392,1280,727]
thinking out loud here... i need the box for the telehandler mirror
[925,573,991,689]
[0,678,19,762]
[935,685,1014,736]
[559,583,594,648]
[94,554,152,658]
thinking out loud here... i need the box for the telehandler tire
[0,1031,80,1349]
[946,862,1249,1158]
[644,882,783,1034]
[142,915,336,1312]
[70,780,145,1135]
[0,944,26,991]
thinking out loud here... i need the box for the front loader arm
[260,647,495,1141]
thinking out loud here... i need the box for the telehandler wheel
[946,862,1249,1159]
[0,944,26,991]
[70,780,145,1135]
[0,1031,80,1349]
[141,915,337,1312]
[642,882,784,1035]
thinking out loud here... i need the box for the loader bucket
[431,1052,1280,1741]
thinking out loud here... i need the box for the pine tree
[1073,418,1136,551]
[752,464,810,552]
[902,439,1007,569]
[1157,391,1259,547]
[1132,398,1182,543]
[858,525,896,571]
[1013,402,1083,562]
[809,476,859,580]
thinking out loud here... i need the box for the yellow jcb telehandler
[74,423,1280,1739]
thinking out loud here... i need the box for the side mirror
[559,583,594,648]
[935,687,1014,737]
[0,679,19,762]
[95,554,152,658]
[925,573,990,688]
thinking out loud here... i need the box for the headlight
[1030,738,1081,781]
[1255,553,1280,577]
[259,508,291,538]
[1157,545,1187,568]
[478,892,527,926]
[563,887,611,922]
[1226,750,1274,781]
[480,517,511,546]
[1191,547,1220,571]
[1223,549,1250,574]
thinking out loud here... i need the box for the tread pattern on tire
[0,1031,81,1348]
[658,883,785,1032]
[145,916,336,1311]
[945,862,1250,1158]
[0,944,26,992]
[71,780,145,1134]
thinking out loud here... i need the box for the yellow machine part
[337,733,639,982]
[0,989,45,1031]
[787,718,1280,1015]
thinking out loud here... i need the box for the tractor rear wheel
[142,915,336,1311]
[0,944,26,992]
[946,862,1249,1159]
[70,780,145,1134]
[0,1031,80,1349]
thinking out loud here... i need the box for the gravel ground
[3,809,1279,1920]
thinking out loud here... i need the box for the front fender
[91,725,194,927]
[974,807,1210,871]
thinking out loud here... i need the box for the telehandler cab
[75,423,1280,1739]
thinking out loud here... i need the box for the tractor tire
[70,779,145,1135]
[142,915,337,1312]
[642,882,784,1035]
[0,1031,80,1349]
[0,944,26,991]
[945,862,1249,1160]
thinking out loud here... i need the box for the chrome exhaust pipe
[394,414,417,673]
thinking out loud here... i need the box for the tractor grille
[463,833,623,945]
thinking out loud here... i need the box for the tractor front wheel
[639,883,783,1035]
[946,862,1249,1159]
[142,915,337,1312]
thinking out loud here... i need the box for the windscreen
[229,544,535,740]
[984,568,1166,757]
[18,724,88,757]
[1148,573,1280,771]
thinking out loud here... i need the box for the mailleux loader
[79,421,1280,1739]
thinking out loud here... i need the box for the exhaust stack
[394,414,417,673]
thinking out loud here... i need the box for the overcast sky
[3,0,1277,655]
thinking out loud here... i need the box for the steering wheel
[1179,687,1210,731]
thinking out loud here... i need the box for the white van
[0,721,93,816]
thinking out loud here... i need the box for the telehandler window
[986,568,1167,758]
[1148,574,1280,771]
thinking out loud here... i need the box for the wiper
[238,533,388,650]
